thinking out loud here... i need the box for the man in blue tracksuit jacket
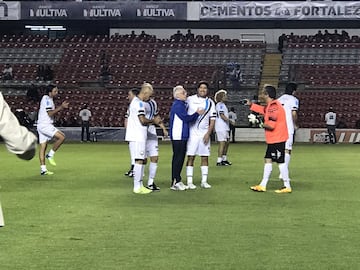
[169,85,204,190]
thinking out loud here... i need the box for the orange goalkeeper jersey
[250,100,288,144]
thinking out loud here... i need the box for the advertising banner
[190,1,360,20]
[21,1,187,20]
[0,1,20,20]
[310,129,360,143]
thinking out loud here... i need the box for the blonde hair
[214,89,227,103]
[141,82,153,92]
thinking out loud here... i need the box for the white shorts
[285,134,294,150]
[37,124,59,144]
[129,141,146,160]
[216,130,229,142]
[186,134,211,156]
[146,139,158,158]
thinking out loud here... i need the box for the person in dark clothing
[169,85,203,191]
[26,84,40,102]
[79,104,92,142]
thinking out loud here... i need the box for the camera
[239,99,248,105]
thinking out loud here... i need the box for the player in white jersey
[143,96,168,191]
[186,81,217,189]
[278,83,299,179]
[37,85,69,175]
[124,88,139,177]
[214,89,232,166]
[125,83,161,194]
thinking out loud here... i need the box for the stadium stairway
[259,53,281,91]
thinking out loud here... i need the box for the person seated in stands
[323,30,331,41]
[314,30,323,41]
[185,29,195,41]
[44,65,54,81]
[332,29,341,41]
[26,84,40,102]
[139,30,150,39]
[100,64,111,83]
[2,64,13,81]
[130,30,136,39]
[171,30,183,42]
[341,30,350,41]
[36,65,45,81]
[228,64,243,91]
[336,118,347,129]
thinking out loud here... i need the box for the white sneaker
[170,182,187,191]
[201,182,212,189]
[187,183,197,190]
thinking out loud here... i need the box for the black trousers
[327,125,337,144]
[229,124,235,142]
[171,140,187,185]
[81,121,90,141]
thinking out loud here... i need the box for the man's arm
[0,93,36,160]
[48,100,69,117]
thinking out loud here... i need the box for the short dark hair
[130,88,139,96]
[197,81,209,89]
[264,85,276,99]
[46,84,57,94]
[285,83,297,95]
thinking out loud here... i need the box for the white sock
[285,153,291,176]
[259,163,272,187]
[285,153,291,167]
[133,164,142,190]
[186,166,193,184]
[41,165,47,172]
[148,162,157,186]
[222,155,227,161]
[279,163,291,189]
[201,166,208,184]
[48,149,55,158]
[217,157,222,163]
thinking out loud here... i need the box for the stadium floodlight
[25,25,66,31]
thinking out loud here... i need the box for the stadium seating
[0,34,265,89]
[296,90,360,128]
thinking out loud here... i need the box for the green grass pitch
[0,142,359,270]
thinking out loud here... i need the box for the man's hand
[61,101,69,109]
[203,133,210,144]
[196,108,205,115]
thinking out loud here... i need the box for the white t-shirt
[79,109,91,121]
[37,95,55,126]
[278,94,299,135]
[325,112,336,125]
[228,111,237,125]
[125,96,147,142]
[144,98,158,140]
[215,102,229,132]
[187,94,216,136]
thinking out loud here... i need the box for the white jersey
[144,98,158,141]
[228,111,237,125]
[125,96,147,142]
[79,109,91,121]
[278,94,299,135]
[325,112,336,125]
[215,102,230,132]
[37,95,55,126]
[187,94,216,136]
